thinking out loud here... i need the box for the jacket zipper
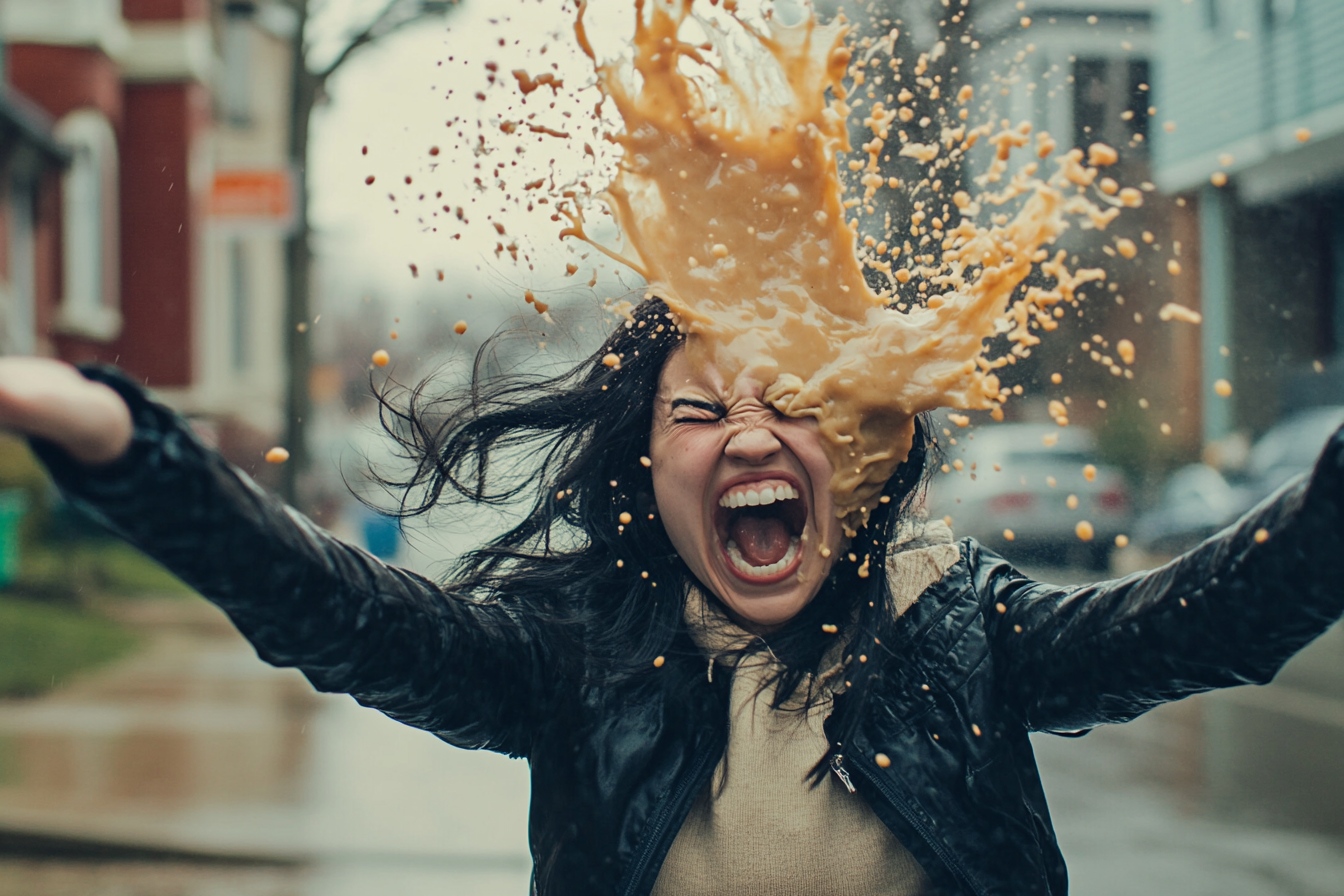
[619,733,722,896]
[841,752,987,896]
[829,753,856,793]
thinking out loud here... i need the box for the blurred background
[0,0,1341,893]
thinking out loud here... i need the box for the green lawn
[0,597,139,698]
[17,540,196,600]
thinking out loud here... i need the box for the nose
[725,422,782,465]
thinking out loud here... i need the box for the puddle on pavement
[0,599,532,895]
[0,600,317,834]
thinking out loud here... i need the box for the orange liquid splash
[562,0,1125,533]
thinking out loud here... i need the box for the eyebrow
[670,398,725,415]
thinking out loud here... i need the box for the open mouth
[714,478,808,583]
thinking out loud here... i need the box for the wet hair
[373,298,935,727]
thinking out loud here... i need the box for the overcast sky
[307,0,652,343]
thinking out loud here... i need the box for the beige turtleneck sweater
[651,522,961,896]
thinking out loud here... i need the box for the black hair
[372,298,935,720]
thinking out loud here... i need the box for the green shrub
[0,435,199,604]
[15,540,196,603]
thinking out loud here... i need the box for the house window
[1073,57,1151,155]
[1265,0,1297,26]
[54,109,120,341]
[220,2,256,126]
[1203,0,1222,33]
[1072,58,1109,148]
[1126,59,1150,145]
[4,177,37,355]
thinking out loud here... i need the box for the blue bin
[362,511,402,561]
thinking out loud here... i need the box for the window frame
[53,108,121,341]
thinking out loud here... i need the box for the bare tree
[277,0,460,507]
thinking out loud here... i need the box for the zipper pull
[830,753,857,794]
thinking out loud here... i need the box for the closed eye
[671,398,725,423]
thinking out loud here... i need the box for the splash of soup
[562,0,1124,533]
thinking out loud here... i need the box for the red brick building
[0,82,67,357]
[0,0,294,452]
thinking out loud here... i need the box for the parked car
[926,423,1132,569]
[1134,405,1344,555]
[1129,462,1250,554]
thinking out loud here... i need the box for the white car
[926,423,1132,569]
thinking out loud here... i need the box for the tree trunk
[281,2,316,509]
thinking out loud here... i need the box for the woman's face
[649,349,845,630]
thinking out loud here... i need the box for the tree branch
[313,0,455,85]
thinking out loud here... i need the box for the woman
[1,298,1342,896]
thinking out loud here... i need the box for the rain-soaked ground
[1,566,1343,896]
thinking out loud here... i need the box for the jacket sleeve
[977,424,1344,734]
[30,366,552,757]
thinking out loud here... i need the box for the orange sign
[209,169,294,223]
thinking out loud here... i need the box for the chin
[704,561,828,631]
[726,595,812,630]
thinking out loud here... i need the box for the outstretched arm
[979,424,1344,733]
[0,357,133,465]
[0,359,551,757]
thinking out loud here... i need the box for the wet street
[0,598,533,896]
[1035,706,1344,896]
[1,567,1343,895]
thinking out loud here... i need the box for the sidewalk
[0,597,532,895]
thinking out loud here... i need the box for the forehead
[657,348,729,400]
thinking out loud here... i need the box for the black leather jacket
[35,368,1344,896]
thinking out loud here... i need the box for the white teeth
[717,483,799,508]
[725,536,802,577]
